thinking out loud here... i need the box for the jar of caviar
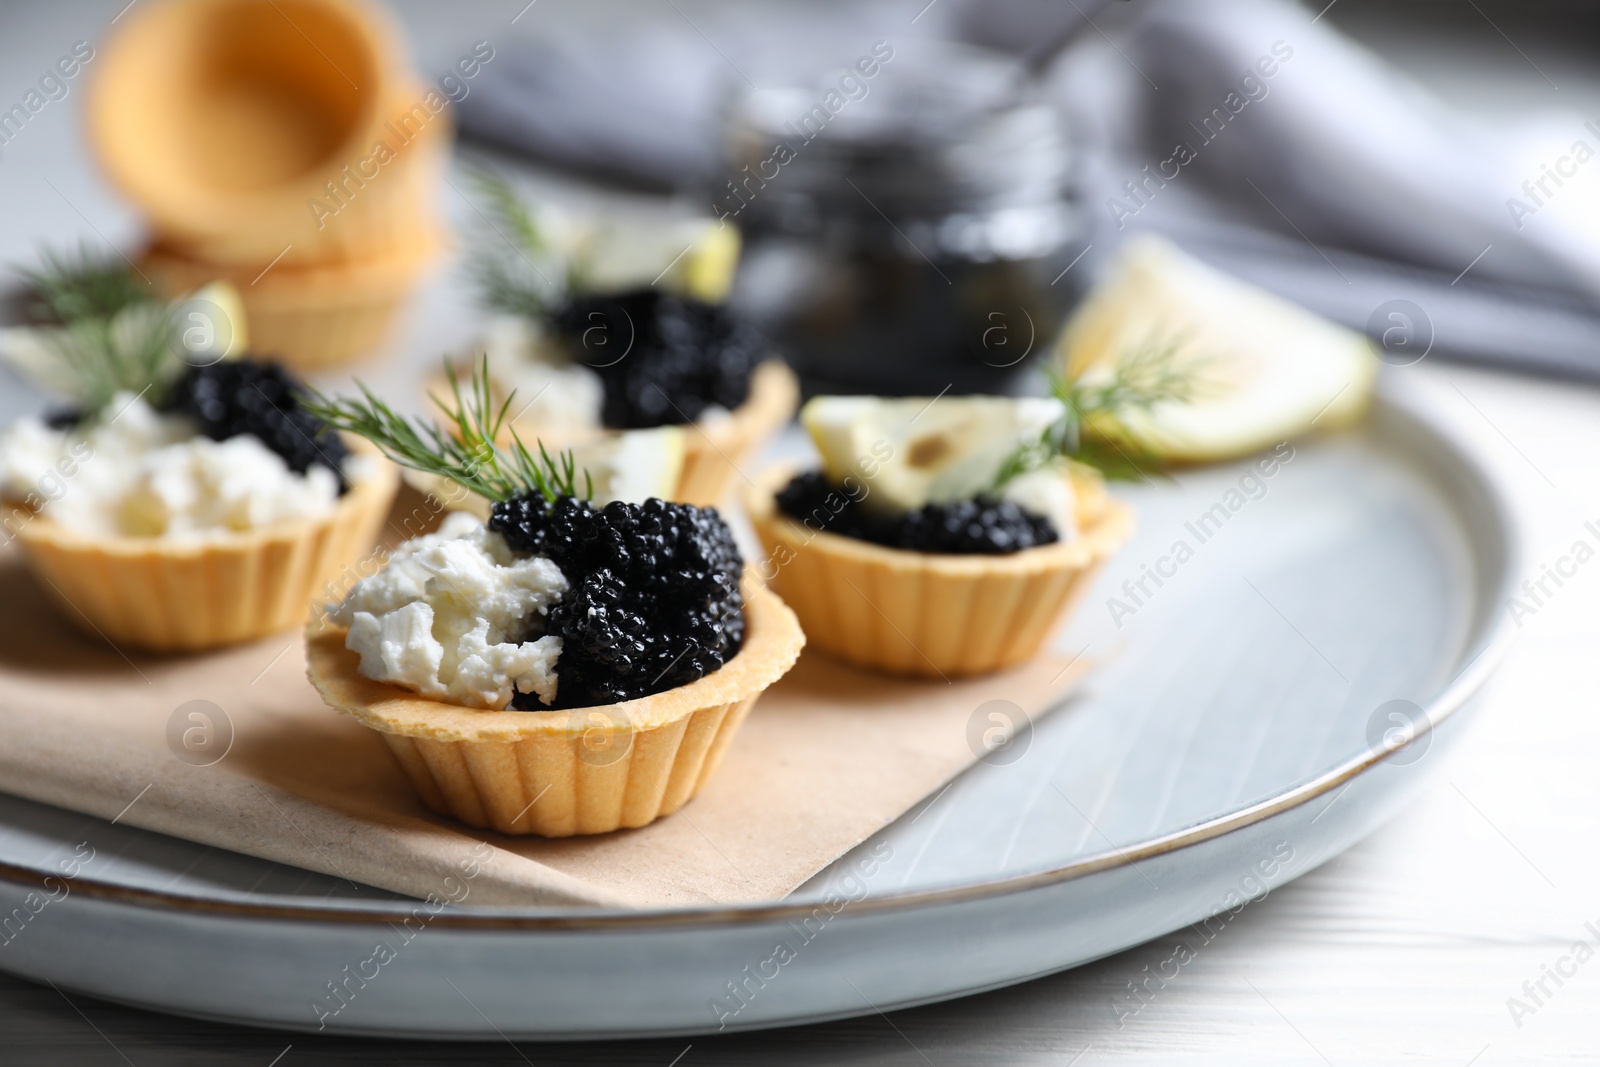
[720,41,1080,396]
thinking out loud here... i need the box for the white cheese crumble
[999,464,1078,541]
[0,392,340,538]
[478,315,604,435]
[329,512,568,710]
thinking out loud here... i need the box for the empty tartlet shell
[87,0,441,266]
[304,578,804,837]
[11,437,398,653]
[425,358,800,509]
[744,465,1133,678]
[141,80,454,270]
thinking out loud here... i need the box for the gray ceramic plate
[0,387,1516,1039]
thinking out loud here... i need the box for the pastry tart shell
[304,578,804,837]
[11,437,398,653]
[673,360,799,507]
[744,465,1133,679]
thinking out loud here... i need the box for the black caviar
[162,360,351,491]
[489,494,745,710]
[42,406,84,430]
[776,470,1058,555]
[551,289,763,429]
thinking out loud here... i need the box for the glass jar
[721,41,1081,396]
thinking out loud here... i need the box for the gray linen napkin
[456,0,1600,378]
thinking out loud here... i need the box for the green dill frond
[463,166,581,318]
[1059,333,1206,419]
[993,333,1207,486]
[990,416,1067,489]
[19,244,153,326]
[1067,436,1169,483]
[5,245,177,413]
[301,354,590,504]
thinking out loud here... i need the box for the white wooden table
[0,1,1596,1062]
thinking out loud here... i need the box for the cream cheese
[0,392,341,537]
[999,463,1078,541]
[478,314,604,435]
[330,513,568,709]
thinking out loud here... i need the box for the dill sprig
[464,166,584,319]
[6,245,175,412]
[21,244,152,325]
[995,334,1207,486]
[301,355,592,504]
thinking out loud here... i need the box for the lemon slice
[679,223,741,302]
[802,395,1065,515]
[580,219,741,303]
[575,426,686,504]
[185,280,248,358]
[1059,237,1377,462]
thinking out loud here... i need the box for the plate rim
[0,386,1520,932]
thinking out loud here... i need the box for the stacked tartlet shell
[12,439,398,653]
[141,222,445,371]
[305,579,804,837]
[745,466,1133,678]
[88,0,450,369]
[425,357,800,508]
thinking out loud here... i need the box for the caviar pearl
[163,360,351,491]
[775,470,1059,555]
[551,289,764,430]
[490,493,745,709]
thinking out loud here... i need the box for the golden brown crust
[743,464,1133,678]
[12,436,398,651]
[89,0,441,266]
[674,360,799,506]
[304,575,805,837]
[305,577,804,740]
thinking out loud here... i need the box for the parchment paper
[0,526,1087,909]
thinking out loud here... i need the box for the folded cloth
[456,0,1600,375]
[1055,0,1600,375]
[455,28,728,190]
[455,2,942,190]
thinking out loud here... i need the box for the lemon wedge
[575,426,686,504]
[1059,237,1377,462]
[182,280,248,358]
[679,223,741,302]
[580,219,741,303]
[802,395,1065,515]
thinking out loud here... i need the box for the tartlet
[746,464,1131,678]
[0,252,402,652]
[88,0,439,267]
[306,576,803,836]
[302,361,804,835]
[453,176,796,507]
[14,436,397,652]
